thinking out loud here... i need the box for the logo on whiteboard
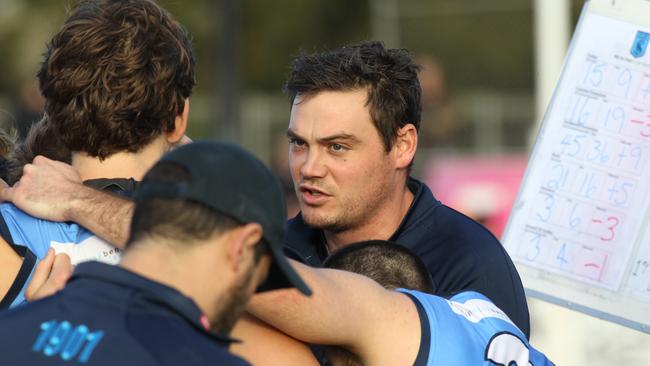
[631,31,650,58]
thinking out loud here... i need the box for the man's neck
[72,137,170,181]
[324,182,415,253]
[119,243,228,322]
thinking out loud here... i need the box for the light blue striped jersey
[397,289,554,366]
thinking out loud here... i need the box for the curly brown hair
[38,0,195,160]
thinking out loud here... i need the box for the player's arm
[230,313,319,366]
[248,260,421,365]
[0,156,133,247]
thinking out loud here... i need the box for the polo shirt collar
[70,261,237,344]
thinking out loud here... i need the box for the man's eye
[289,138,305,146]
[330,144,345,152]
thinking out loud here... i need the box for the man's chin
[302,211,351,233]
[301,211,335,230]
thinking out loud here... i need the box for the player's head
[130,141,311,333]
[285,41,421,153]
[0,127,19,185]
[38,0,195,160]
[323,240,432,366]
[324,240,433,292]
[285,42,420,232]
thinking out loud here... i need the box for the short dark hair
[128,163,239,246]
[128,162,268,261]
[17,116,71,162]
[284,41,421,152]
[0,127,19,185]
[38,0,195,160]
[323,240,433,293]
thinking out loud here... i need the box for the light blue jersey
[1,203,121,308]
[398,289,554,366]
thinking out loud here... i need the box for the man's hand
[0,156,83,222]
[25,248,73,302]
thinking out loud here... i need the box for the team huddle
[0,0,554,365]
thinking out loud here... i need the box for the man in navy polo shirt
[281,41,530,337]
[0,141,311,365]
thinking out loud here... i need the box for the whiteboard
[502,0,650,333]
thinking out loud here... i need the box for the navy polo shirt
[285,177,530,338]
[0,262,249,366]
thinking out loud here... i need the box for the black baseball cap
[135,140,311,296]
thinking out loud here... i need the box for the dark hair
[323,240,433,293]
[129,162,239,246]
[284,41,421,151]
[38,0,195,160]
[128,162,268,261]
[0,117,71,185]
[17,116,71,163]
[0,127,19,185]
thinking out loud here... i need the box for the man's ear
[226,223,263,273]
[167,98,190,144]
[392,123,418,169]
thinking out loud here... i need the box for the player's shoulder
[125,310,249,366]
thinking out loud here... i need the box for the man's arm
[248,260,421,365]
[0,156,133,247]
[230,313,319,366]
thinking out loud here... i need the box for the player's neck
[120,239,231,324]
[324,183,414,253]
[71,137,170,181]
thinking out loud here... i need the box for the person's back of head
[323,239,433,293]
[126,141,311,332]
[322,240,433,366]
[0,127,19,185]
[38,0,195,160]
[127,161,256,252]
[284,41,421,152]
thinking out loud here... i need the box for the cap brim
[257,245,312,296]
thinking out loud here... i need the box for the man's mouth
[299,185,330,205]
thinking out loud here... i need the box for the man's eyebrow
[286,130,361,144]
[286,129,302,139]
[317,133,361,144]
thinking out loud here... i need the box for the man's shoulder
[125,308,249,366]
[397,181,500,247]
[0,281,249,366]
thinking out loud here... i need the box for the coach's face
[287,89,398,232]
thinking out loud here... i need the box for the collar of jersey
[70,261,238,344]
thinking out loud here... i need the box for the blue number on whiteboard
[602,106,625,133]
[568,96,592,125]
[568,202,582,230]
[586,139,609,163]
[527,233,542,261]
[556,243,569,267]
[560,134,585,157]
[578,172,598,198]
[608,181,633,206]
[546,164,568,190]
[535,193,555,222]
[617,68,633,98]
[641,79,650,100]
[583,62,606,87]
